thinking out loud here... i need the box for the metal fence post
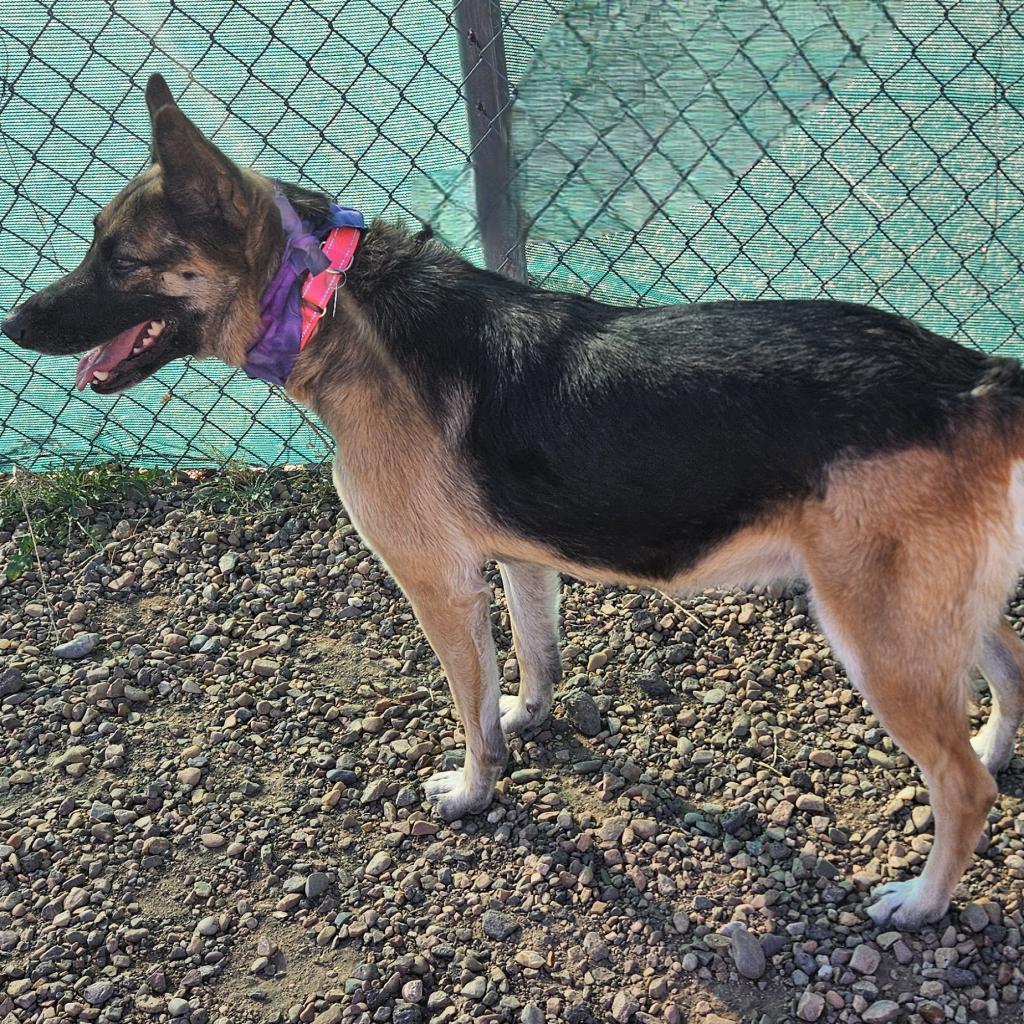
[454,0,527,282]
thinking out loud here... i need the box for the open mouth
[76,319,170,393]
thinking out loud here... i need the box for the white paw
[972,728,1013,777]
[499,694,547,736]
[423,769,491,821]
[866,877,948,930]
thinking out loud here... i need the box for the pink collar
[298,225,362,351]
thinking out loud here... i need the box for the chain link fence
[2,1,1023,472]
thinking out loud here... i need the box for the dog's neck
[273,183,535,440]
[275,180,334,227]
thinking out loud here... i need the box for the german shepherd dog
[5,74,1024,930]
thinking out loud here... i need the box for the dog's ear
[145,73,176,120]
[151,103,246,224]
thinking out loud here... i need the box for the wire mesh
[2,1,1023,472]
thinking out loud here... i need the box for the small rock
[84,981,115,1006]
[610,991,637,1023]
[959,902,990,933]
[401,979,423,1003]
[795,793,826,814]
[0,667,24,697]
[583,930,608,963]
[89,801,114,822]
[566,692,602,737]
[521,1005,544,1024]
[515,949,545,969]
[796,991,825,1022]
[392,1003,422,1024]
[366,851,392,877]
[849,943,881,975]
[861,1000,900,1024]
[305,872,329,900]
[729,925,766,980]
[462,976,487,999]
[53,633,100,659]
[482,909,519,940]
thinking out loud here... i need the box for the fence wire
[2,1,1023,472]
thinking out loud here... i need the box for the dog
[5,73,1024,931]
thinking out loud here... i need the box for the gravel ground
[1,465,1023,1024]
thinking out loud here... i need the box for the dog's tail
[971,353,1024,399]
[968,353,1024,456]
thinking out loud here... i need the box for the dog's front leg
[397,567,508,820]
[498,561,561,735]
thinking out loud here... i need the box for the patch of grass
[190,461,335,517]
[0,461,338,581]
[0,462,173,580]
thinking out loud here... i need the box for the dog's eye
[109,256,142,274]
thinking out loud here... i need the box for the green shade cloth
[2,1,1022,470]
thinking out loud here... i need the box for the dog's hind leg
[859,663,996,928]
[812,584,997,928]
[390,562,507,820]
[801,448,1015,928]
[498,561,561,735]
[973,619,1024,776]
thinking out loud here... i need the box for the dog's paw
[499,694,548,736]
[866,877,948,930]
[423,770,491,821]
[971,728,1013,777]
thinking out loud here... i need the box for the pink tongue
[76,322,150,391]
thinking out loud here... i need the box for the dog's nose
[2,307,26,342]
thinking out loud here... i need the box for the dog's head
[2,74,281,393]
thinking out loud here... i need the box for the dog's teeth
[142,337,156,348]
[93,371,109,381]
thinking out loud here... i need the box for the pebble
[729,925,766,980]
[861,1000,900,1023]
[366,851,392,877]
[462,976,487,999]
[566,691,602,736]
[306,871,330,900]
[849,942,881,975]
[0,667,24,697]
[83,981,114,1006]
[611,991,638,1022]
[52,632,99,659]
[960,902,990,933]
[796,991,825,1021]
[481,909,519,940]
[516,949,545,969]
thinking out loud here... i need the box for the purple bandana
[243,186,365,386]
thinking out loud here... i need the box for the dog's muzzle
[1,307,27,343]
